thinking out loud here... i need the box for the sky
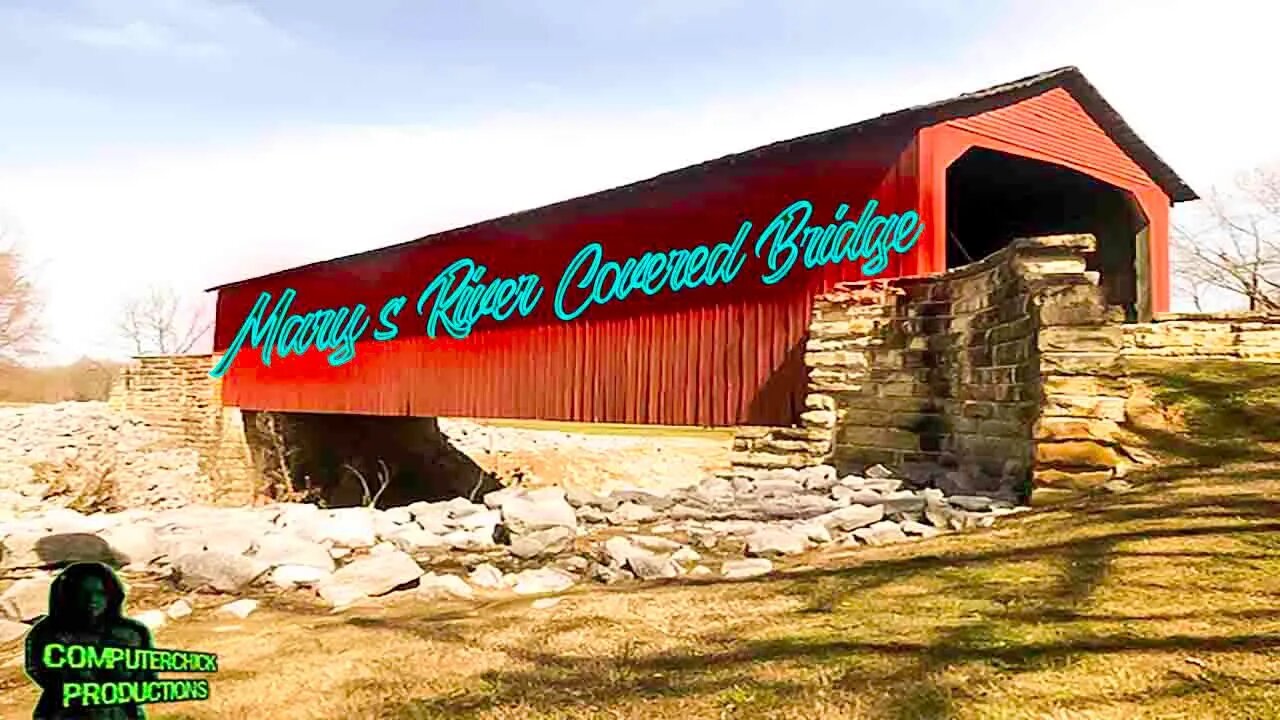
[2,0,1277,364]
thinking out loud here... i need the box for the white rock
[511,567,575,595]
[501,494,577,534]
[269,564,330,589]
[671,547,702,564]
[165,599,193,620]
[456,508,501,531]
[607,502,657,525]
[317,550,424,607]
[721,559,773,579]
[442,528,494,551]
[531,597,561,610]
[865,464,895,479]
[900,520,942,538]
[217,599,258,619]
[853,520,909,546]
[252,533,334,572]
[417,573,475,600]
[628,535,682,553]
[745,527,810,557]
[815,504,885,532]
[383,507,414,525]
[303,508,377,548]
[798,523,833,544]
[467,563,505,590]
[387,528,449,554]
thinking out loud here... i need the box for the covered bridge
[210,66,1196,429]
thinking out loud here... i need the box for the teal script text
[209,198,924,378]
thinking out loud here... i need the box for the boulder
[301,508,377,549]
[268,564,330,589]
[501,494,577,535]
[815,504,885,532]
[603,536,641,567]
[799,465,838,491]
[171,551,269,593]
[900,520,942,538]
[628,535,683,553]
[217,599,258,619]
[880,490,926,515]
[671,547,702,564]
[417,573,475,600]
[0,574,53,622]
[98,520,160,566]
[721,558,773,579]
[626,552,680,580]
[797,523,833,544]
[607,502,657,525]
[751,478,804,498]
[251,534,334,572]
[511,567,575,596]
[745,527,810,557]
[482,487,521,510]
[611,489,674,511]
[317,550,424,606]
[853,520,909,546]
[948,495,996,512]
[1,532,119,570]
[865,464,895,479]
[165,599,193,620]
[467,563,506,590]
[442,528,495,551]
[382,507,414,525]
[508,527,574,559]
[757,495,837,520]
[455,508,502,531]
[386,528,449,554]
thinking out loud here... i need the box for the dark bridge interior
[945,147,1151,321]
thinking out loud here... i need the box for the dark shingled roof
[209,66,1196,291]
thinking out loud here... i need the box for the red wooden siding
[216,132,922,426]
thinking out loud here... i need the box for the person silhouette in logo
[23,562,157,719]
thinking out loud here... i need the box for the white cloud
[59,0,293,59]
[64,19,224,57]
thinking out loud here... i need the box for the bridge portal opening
[945,147,1151,321]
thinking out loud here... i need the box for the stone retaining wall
[108,355,256,504]
[730,234,1280,498]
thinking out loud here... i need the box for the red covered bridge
[210,66,1196,428]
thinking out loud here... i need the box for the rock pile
[0,464,1028,634]
[0,402,212,514]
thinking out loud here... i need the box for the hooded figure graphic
[23,562,157,720]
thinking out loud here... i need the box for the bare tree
[1173,164,1280,312]
[117,286,212,355]
[0,226,41,362]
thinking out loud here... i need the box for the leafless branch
[117,286,212,355]
[1172,163,1280,312]
[0,225,42,362]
